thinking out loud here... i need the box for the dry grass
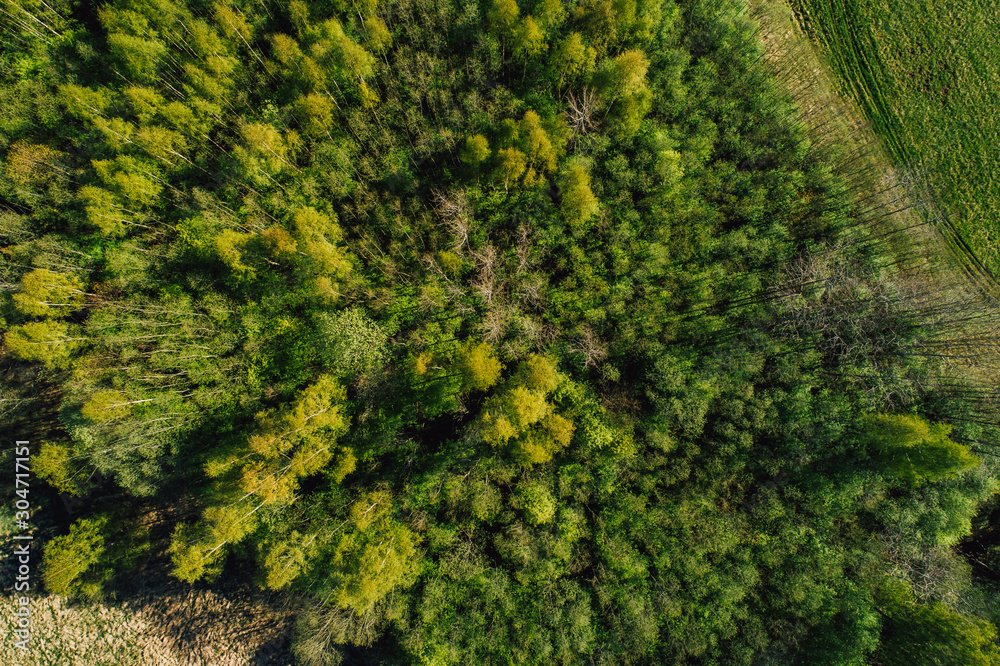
[0,560,294,666]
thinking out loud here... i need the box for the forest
[1,0,999,663]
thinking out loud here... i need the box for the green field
[791,0,1000,278]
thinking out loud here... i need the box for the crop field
[790,0,1000,279]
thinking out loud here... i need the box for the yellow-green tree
[551,32,595,85]
[863,414,980,486]
[42,517,107,598]
[454,340,503,392]
[518,413,575,464]
[12,268,85,317]
[4,319,85,369]
[292,207,352,276]
[34,440,94,496]
[489,0,520,34]
[170,500,262,583]
[79,390,145,424]
[477,355,575,463]
[322,491,421,611]
[595,50,652,137]
[213,228,256,276]
[494,147,528,191]
[232,121,299,186]
[287,206,353,302]
[174,375,352,582]
[513,16,545,60]
[517,353,561,393]
[518,110,558,174]
[460,134,491,168]
[294,92,336,137]
[558,161,600,230]
[535,0,566,30]
[3,141,63,190]
[78,156,163,237]
[515,480,557,524]
[261,529,320,590]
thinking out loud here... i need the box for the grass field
[789,0,1000,279]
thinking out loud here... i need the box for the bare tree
[571,326,608,369]
[433,189,472,253]
[877,528,975,610]
[518,274,546,310]
[515,224,535,274]
[479,305,514,345]
[470,243,499,305]
[566,87,599,143]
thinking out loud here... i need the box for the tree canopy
[3,0,999,662]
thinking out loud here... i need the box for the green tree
[78,186,131,237]
[213,228,255,276]
[78,156,164,236]
[314,307,389,375]
[876,578,1000,666]
[477,355,570,461]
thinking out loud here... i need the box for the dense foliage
[2,0,999,662]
